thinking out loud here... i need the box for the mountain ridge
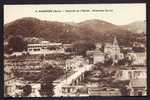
[120,20,146,34]
[4,17,146,46]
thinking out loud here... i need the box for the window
[33,49,40,51]
[28,49,32,51]
[137,91,143,96]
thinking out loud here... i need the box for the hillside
[120,20,146,34]
[4,17,81,43]
[4,17,145,46]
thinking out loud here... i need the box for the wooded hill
[4,17,146,46]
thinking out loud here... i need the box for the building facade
[27,41,64,55]
[129,79,147,96]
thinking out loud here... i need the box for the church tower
[113,36,119,48]
[112,36,120,60]
[104,36,123,61]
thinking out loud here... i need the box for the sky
[4,4,146,25]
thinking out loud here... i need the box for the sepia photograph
[4,4,147,97]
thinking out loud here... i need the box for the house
[129,79,147,96]
[115,68,146,81]
[4,72,16,97]
[4,64,16,97]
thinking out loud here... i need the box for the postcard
[4,4,147,97]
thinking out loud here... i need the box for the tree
[120,84,130,96]
[94,62,104,70]
[8,35,27,52]
[39,61,64,96]
[72,40,96,56]
[22,85,32,97]
[40,82,54,96]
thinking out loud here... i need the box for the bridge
[53,64,93,96]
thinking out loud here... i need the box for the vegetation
[84,62,117,84]
[12,58,65,96]
[6,35,27,53]
[72,40,96,56]
[4,17,145,46]
[111,80,130,96]
[39,61,64,96]
[84,61,132,96]
[40,82,54,96]
[104,57,113,66]
[22,85,32,96]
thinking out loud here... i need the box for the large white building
[27,41,64,55]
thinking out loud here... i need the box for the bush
[22,85,32,96]
[8,35,27,52]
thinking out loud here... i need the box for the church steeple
[113,36,119,47]
[112,36,120,60]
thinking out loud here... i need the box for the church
[104,36,124,61]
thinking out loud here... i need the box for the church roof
[113,36,119,46]
[105,36,119,47]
